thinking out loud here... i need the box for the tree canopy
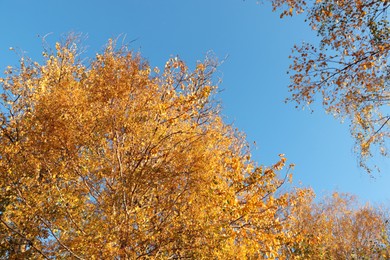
[0,38,307,259]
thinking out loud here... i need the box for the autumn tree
[0,38,305,259]
[272,0,390,172]
[283,191,390,259]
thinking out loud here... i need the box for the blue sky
[1,0,389,203]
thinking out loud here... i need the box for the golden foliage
[284,191,390,259]
[0,38,303,259]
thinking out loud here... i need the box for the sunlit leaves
[0,38,302,258]
[284,192,390,258]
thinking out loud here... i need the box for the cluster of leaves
[272,0,390,172]
[0,39,306,259]
[285,192,390,259]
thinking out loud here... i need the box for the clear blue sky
[1,0,389,204]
